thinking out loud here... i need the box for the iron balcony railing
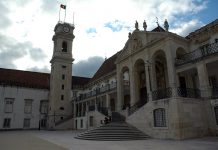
[175,42,218,66]
[152,87,172,101]
[177,87,201,98]
[75,82,117,102]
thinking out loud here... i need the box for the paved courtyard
[0,130,218,150]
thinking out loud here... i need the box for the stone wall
[0,86,49,130]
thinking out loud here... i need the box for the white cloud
[0,0,209,75]
[170,19,204,36]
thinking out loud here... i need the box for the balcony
[75,82,117,102]
[175,42,218,66]
[177,87,201,99]
[152,88,172,101]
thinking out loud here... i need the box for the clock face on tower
[63,26,70,33]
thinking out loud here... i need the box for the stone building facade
[0,20,218,139]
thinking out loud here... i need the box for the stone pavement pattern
[1,131,218,150]
[0,131,67,150]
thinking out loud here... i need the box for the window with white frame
[4,98,14,113]
[23,118,31,128]
[153,108,166,127]
[40,100,48,114]
[214,106,218,125]
[3,118,11,128]
[24,99,33,114]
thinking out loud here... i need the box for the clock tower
[48,22,75,129]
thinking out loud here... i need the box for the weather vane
[156,17,159,27]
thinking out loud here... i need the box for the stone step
[75,136,149,141]
[75,122,149,141]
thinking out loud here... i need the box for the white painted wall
[0,86,49,130]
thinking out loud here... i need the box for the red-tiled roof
[0,68,90,89]
[90,52,120,83]
[72,76,90,88]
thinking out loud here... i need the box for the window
[61,95,64,100]
[40,100,48,114]
[40,119,47,128]
[3,118,11,128]
[4,98,14,113]
[80,119,83,128]
[24,99,33,114]
[62,41,67,52]
[23,118,30,128]
[60,117,64,120]
[62,74,65,80]
[60,107,64,110]
[62,65,66,68]
[89,116,94,127]
[153,108,166,127]
[62,84,64,90]
[215,106,218,125]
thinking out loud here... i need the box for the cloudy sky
[0,0,217,77]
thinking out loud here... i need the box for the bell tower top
[51,21,75,63]
[53,22,75,39]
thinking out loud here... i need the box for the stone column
[145,64,152,101]
[129,67,137,106]
[165,41,177,97]
[197,62,210,97]
[81,102,84,116]
[73,100,76,118]
[116,66,123,111]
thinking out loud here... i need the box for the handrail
[152,87,172,100]
[177,87,201,98]
[128,99,147,116]
[55,114,74,126]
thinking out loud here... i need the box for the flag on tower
[60,4,66,9]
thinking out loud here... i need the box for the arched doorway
[153,50,169,90]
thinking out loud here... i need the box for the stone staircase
[75,112,149,141]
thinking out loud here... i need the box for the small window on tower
[62,41,67,52]
[62,84,64,90]
[61,95,64,100]
[62,74,65,80]
[62,65,66,68]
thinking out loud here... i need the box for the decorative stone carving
[164,19,169,31]
[135,20,139,31]
[143,20,147,31]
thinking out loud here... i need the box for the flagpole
[64,8,66,22]
[58,6,61,22]
[73,12,75,25]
